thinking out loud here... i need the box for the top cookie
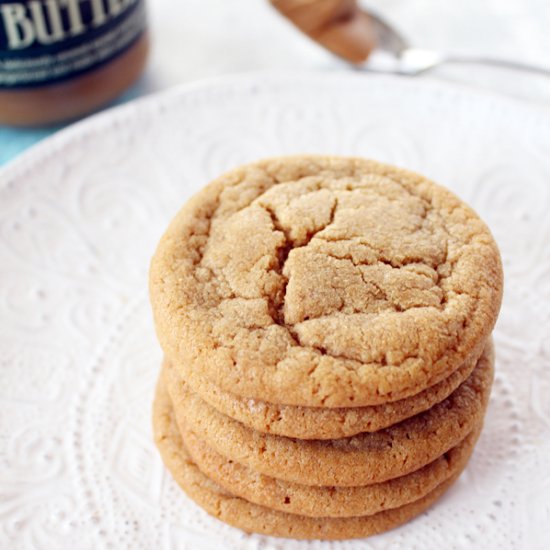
[150,156,502,407]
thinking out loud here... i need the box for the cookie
[167,344,481,439]
[166,342,494,487]
[150,155,503,407]
[181,417,481,518]
[153,378,465,540]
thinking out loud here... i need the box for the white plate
[1,73,549,550]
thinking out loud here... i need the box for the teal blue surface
[0,80,146,167]
[0,125,62,165]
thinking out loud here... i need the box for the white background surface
[144,0,550,107]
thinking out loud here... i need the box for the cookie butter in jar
[0,0,148,126]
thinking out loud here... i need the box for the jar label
[0,0,146,88]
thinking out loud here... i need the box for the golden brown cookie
[153,377,467,540]
[166,342,494,487]
[181,418,481,518]
[167,344,482,439]
[150,155,503,407]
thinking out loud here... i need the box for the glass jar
[0,0,149,126]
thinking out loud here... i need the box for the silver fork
[271,0,550,78]
[365,9,550,77]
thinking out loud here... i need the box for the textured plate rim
[2,70,550,187]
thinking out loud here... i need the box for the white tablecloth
[145,0,550,108]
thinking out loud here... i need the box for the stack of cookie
[150,156,503,540]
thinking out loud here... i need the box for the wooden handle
[271,0,376,63]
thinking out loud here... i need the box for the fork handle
[442,54,550,78]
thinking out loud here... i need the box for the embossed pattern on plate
[1,74,549,550]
